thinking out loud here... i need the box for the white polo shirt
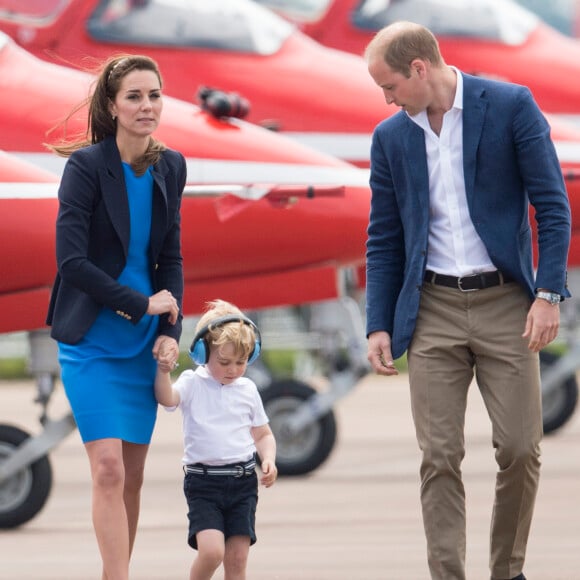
[166,365,269,466]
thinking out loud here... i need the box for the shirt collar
[408,66,463,124]
[450,66,463,111]
[195,364,242,388]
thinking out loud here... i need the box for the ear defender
[189,315,262,366]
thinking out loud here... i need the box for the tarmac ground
[0,372,579,580]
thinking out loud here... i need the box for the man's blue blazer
[46,135,187,345]
[365,72,571,360]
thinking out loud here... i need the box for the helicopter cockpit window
[517,0,578,37]
[0,31,9,51]
[353,0,538,45]
[253,0,334,23]
[0,0,70,24]
[87,0,294,54]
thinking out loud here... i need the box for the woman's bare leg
[122,441,149,554]
[85,439,129,580]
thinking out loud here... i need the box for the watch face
[538,292,559,305]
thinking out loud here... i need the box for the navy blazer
[46,136,187,345]
[366,73,571,360]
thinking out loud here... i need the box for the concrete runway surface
[0,373,579,580]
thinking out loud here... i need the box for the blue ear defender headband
[189,315,262,366]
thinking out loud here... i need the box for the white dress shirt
[408,68,496,276]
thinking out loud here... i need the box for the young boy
[155,299,277,580]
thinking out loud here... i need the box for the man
[364,21,571,580]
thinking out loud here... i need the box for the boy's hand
[157,359,175,373]
[260,459,278,487]
[153,336,180,372]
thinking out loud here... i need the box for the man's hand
[522,299,560,352]
[367,331,399,376]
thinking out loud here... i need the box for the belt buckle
[457,276,478,293]
[234,465,244,478]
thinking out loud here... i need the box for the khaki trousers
[407,281,542,580]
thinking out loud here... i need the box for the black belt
[184,457,256,477]
[424,270,512,292]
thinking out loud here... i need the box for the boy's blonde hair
[194,299,258,361]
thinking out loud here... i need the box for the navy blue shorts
[183,470,258,550]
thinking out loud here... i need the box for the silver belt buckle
[235,465,245,477]
[457,275,478,292]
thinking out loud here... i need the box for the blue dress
[58,164,159,444]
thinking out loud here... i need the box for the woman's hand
[153,335,180,371]
[147,289,179,325]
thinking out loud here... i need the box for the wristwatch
[536,290,561,305]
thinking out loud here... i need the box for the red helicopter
[0,31,371,326]
[0,0,386,167]
[3,0,580,271]
[2,0,580,170]
[0,31,372,528]
[255,0,580,121]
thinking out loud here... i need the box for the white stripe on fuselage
[0,153,371,199]
[0,183,58,198]
[284,129,580,165]
[7,120,580,192]
[0,182,312,199]
[283,134,372,162]
[8,153,370,188]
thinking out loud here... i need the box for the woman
[46,55,186,580]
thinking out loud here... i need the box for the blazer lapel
[150,156,169,256]
[462,74,487,202]
[100,137,130,259]
[403,117,430,216]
